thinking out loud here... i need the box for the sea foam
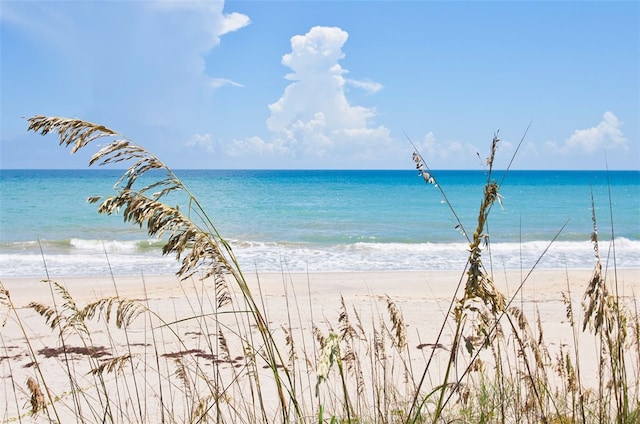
[2,237,637,277]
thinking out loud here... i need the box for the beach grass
[0,116,637,423]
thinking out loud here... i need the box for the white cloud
[209,78,244,89]
[185,133,215,153]
[544,140,560,152]
[562,111,627,153]
[226,136,288,157]
[150,1,250,43]
[235,26,392,162]
[220,12,251,35]
[412,131,520,169]
[4,1,251,129]
[346,79,383,94]
[415,132,477,165]
[522,141,540,158]
[125,2,250,94]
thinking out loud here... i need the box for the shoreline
[2,237,639,278]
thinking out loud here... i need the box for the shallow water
[1,169,638,276]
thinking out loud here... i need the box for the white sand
[1,268,638,421]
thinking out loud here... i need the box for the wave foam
[1,238,638,277]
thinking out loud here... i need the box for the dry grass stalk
[1,285,11,327]
[28,280,91,338]
[189,394,215,424]
[18,117,637,422]
[28,115,232,307]
[90,354,133,376]
[386,296,407,350]
[27,116,117,153]
[28,115,301,420]
[581,191,634,422]
[26,376,46,415]
[81,296,147,329]
[582,192,608,333]
[459,133,506,317]
[416,133,509,423]
[173,357,192,399]
[1,282,64,422]
[338,295,358,342]
[281,325,298,370]
[316,332,340,396]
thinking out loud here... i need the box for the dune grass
[0,116,637,423]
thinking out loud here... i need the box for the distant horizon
[2,168,638,173]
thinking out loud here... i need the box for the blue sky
[1,0,638,170]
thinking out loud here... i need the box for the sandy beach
[2,268,638,422]
[5,268,639,306]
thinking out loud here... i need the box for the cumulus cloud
[150,1,250,43]
[3,0,250,131]
[101,2,250,107]
[413,131,519,169]
[562,111,627,153]
[415,131,480,166]
[220,12,251,35]
[227,26,390,162]
[185,133,215,153]
[543,111,627,157]
[226,136,288,157]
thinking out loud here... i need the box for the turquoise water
[1,169,638,276]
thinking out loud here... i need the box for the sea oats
[583,191,608,333]
[0,284,9,327]
[26,376,45,415]
[90,354,132,376]
[338,295,358,342]
[386,296,407,350]
[28,115,303,420]
[316,332,340,396]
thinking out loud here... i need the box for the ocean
[0,169,638,277]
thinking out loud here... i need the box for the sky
[1,0,638,170]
